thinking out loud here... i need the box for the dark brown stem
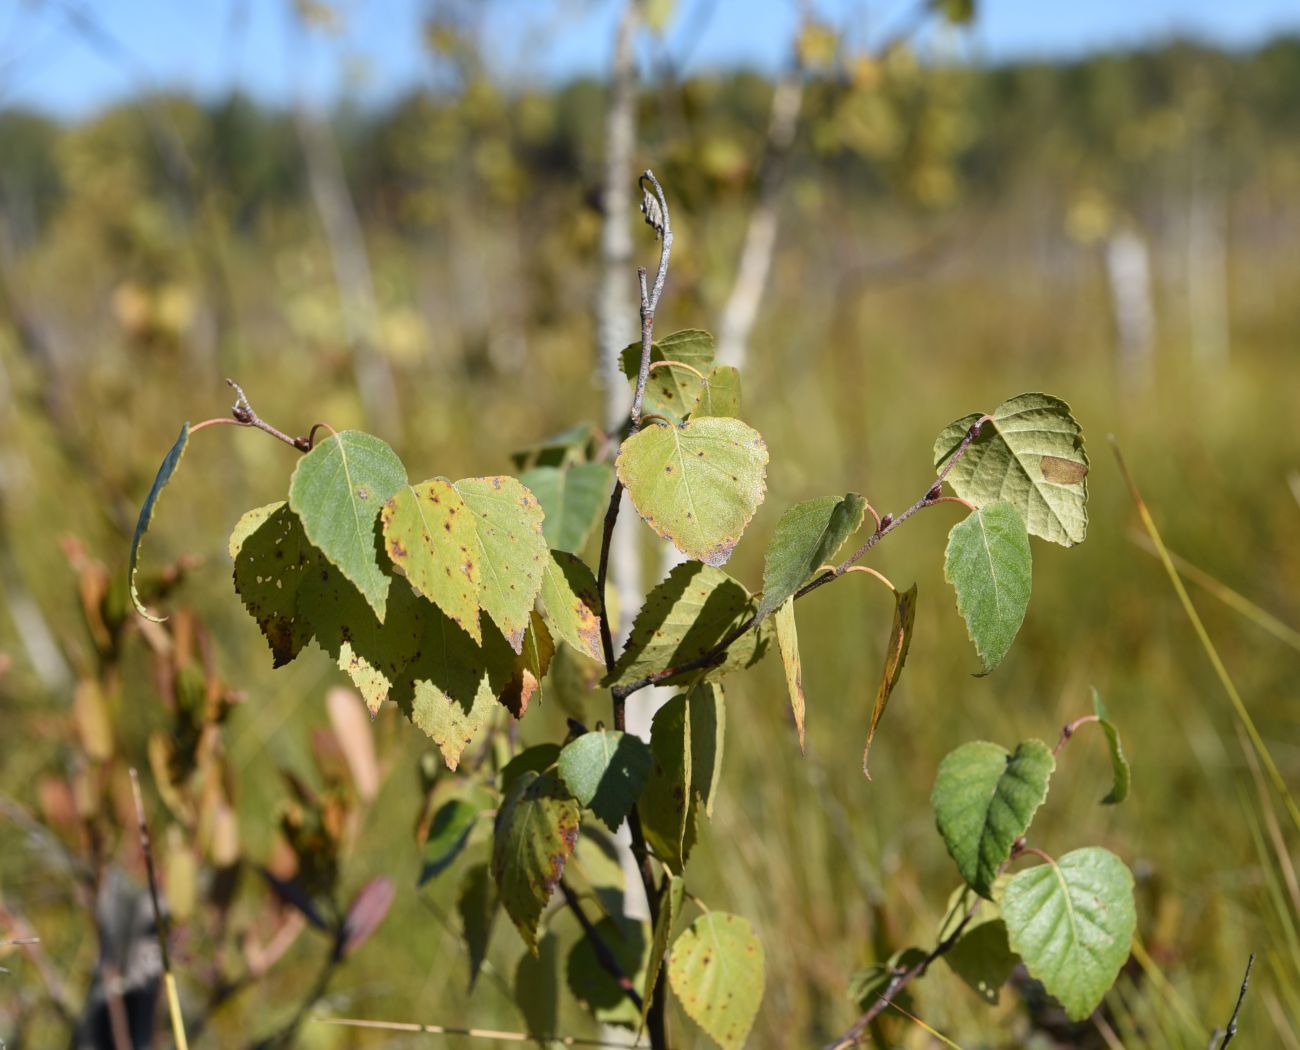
[823,894,982,1049]
[191,380,315,451]
[559,881,643,1013]
[1053,715,1102,757]
[1214,953,1255,1049]
[611,417,990,701]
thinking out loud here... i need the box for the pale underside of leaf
[774,598,806,751]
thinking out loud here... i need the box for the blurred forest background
[2,0,1300,1047]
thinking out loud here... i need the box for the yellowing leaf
[230,503,318,667]
[863,583,918,777]
[668,913,765,1050]
[538,550,603,662]
[774,598,806,751]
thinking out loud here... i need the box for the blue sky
[3,0,1299,118]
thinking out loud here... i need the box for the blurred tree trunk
[1105,227,1156,392]
[1188,187,1229,371]
[296,108,403,446]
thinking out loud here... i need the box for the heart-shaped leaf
[945,502,1032,674]
[668,913,765,1050]
[289,430,408,620]
[617,417,768,567]
[492,770,581,953]
[619,328,716,423]
[932,739,1055,898]
[557,730,652,831]
[1001,847,1136,1021]
[934,393,1088,547]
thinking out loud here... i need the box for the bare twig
[1053,715,1101,757]
[129,769,189,1049]
[190,380,315,452]
[318,1015,643,1046]
[559,881,643,1012]
[1211,953,1255,1049]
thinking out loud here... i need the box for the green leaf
[570,827,627,917]
[453,476,548,652]
[492,770,581,953]
[932,739,1055,898]
[381,478,483,641]
[515,933,560,1035]
[773,599,806,752]
[567,913,649,1028]
[1092,690,1131,805]
[511,423,597,470]
[129,422,190,621]
[1001,847,1136,1021]
[668,913,765,1050]
[934,393,1088,547]
[617,417,768,567]
[756,493,867,620]
[639,683,724,873]
[519,463,613,554]
[457,862,498,990]
[501,744,563,792]
[619,328,716,423]
[944,502,1032,674]
[694,366,742,419]
[230,503,317,667]
[605,562,767,688]
[288,430,408,620]
[538,551,604,663]
[420,790,492,885]
[557,731,652,832]
[304,568,428,713]
[642,875,685,1026]
[863,583,918,776]
[938,888,1017,1004]
[396,606,519,768]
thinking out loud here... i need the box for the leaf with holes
[538,551,603,662]
[863,583,918,776]
[1001,847,1135,1021]
[617,418,768,567]
[519,463,613,554]
[668,913,765,1050]
[643,875,685,1025]
[934,393,1088,547]
[620,328,716,423]
[694,366,742,419]
[605,563,767,688]
[381,478,483,641]
[454,476,548,652]
[945,502,1032,674]
[1092,690,1131,805]
[230,503,318,666]
[289,430,408,620]
[557,730,652,832]
[756,493,868,620]
[774,599,806,751]
[932,739,1055,898]
[129,422,190,621]
[567,913,649,1028]
[492,770,581,953]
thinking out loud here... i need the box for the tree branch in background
[1211,953,1255,1049]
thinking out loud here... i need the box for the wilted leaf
[538,551,603,662]
[128,422,190,621]
[617,417,768,567]
[499,613,554,718]
[1092,690,1131,805]
[519,463,613,554]
[934,393,1088,547]
[619,328,716,423]
[605,562,766,688]
[288,430,408,620]
[454,476,548,652]
[773,599,806,751]
[863,583,918,776]
[944,502,1032,674]
[381,478,483,641]
[492,771,581,953]
[557,730,652,831]
[1001,847,1135,1021]
[932,739,1055,898]
[757,493,867,620]
[668,913,765,1050]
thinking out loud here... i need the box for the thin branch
[190,380,314,452]
[631,170,673,431]
[318,1015,644,1046]
[1212,953,1255,1049]
[559,881,643,1012]
[1053,715,1101,757]
[612,417,989,701]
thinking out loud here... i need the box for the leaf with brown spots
[616,417,768,567]
[499,613,555,719]
[492,770,582,953]
[454,476,549,653]
[668,912,765,1050]
[538,550,603,663]
[230,502,318,666]
[693,365,742,419]
[619,328,717,423]
[773,598,806,751]
[381,478,484,642]
[863,583,917,777]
